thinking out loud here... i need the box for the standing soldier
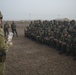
[11,21,18,37]
[0,11,13,75]
[4,22,9,37]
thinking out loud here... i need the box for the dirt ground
[4,22,76,75]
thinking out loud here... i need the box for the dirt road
[5,23,76,75]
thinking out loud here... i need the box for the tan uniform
[0,28,10,75]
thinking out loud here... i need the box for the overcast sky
[0,0,76,20]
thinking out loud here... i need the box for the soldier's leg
[12,29,14,37]
[56,42,59,51]
[4,30,6,37]
[51,40,53,48]
[65,44,71,56]
[12,29,13,33]
[58,42,61,51]
[15,29,18,37]
[73,50,76,60]
[41,37,43,43]
[71,48,75,56]
[72,48,76,60]
[59,44,66,54]
[7,29,9,35]
[5,30,8,37]
[53,40,56,48]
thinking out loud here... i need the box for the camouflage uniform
[66,34,72,55]
[11,21,18,37]
[0,28,9,75]
[4,22,9,37]
[25,20,76,60]
[59,33,67,54]
[0,11,11,75]
[72,37,76,60]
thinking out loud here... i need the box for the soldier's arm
[1,36,8,52]
[0,29,12,53]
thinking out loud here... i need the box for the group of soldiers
[3,21,18,37]
[25,20,76,60]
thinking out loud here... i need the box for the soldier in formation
[25,19,76,60]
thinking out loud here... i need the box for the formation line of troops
[25,20,76,60]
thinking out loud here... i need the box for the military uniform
[0,28,7,75]
[25,20,76,60]
[11,21,18,37]
[4,22,9,37]
[0,11,12,75]
[72,37,76,60]
[66,34,72,55]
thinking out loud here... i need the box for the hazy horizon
[0,0,76,20]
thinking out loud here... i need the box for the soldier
[4,22,9,37]
[0,11,13,75]
[59,33,67,54]
[66,34,72,56]
[11,21,18,37]
[72,36,76,60]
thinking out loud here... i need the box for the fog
[0,0,76,20]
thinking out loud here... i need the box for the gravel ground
[4,23,76,75]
